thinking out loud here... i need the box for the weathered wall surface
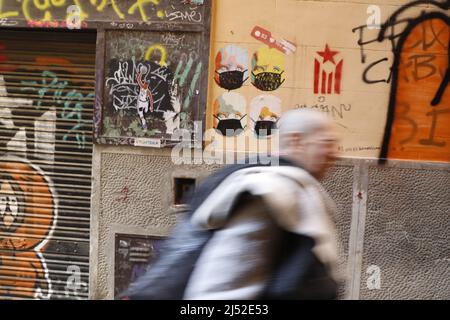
[90,146,222,299]
[206,0,449,163]
[2,0,446,300]
[92,149,449,300]
[360,164,450,299]
[89,0,449,299]
[91,147,359,299]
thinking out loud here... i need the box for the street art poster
[214,45,249,91]
[250,95,281,137]
[102,30,207,145]
[251,47,286,92]
[213,92,247,137]
[114,234,165,299]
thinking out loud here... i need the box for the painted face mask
[216,70,248,90]
[252,71,285,91]
[214,115,246,136]
[254,120,277,137]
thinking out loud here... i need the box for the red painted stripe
[327,72,333,94]
[335,60,343,94]
[314,59,320,94]
[321,70,326,94]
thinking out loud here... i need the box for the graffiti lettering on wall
[353,0,449,162]
[295,101,352,122]
[1,31,95,299]
[0,17,18,26]
[314,44,343,95]
[294,96,352,131]
[0,0,204,25]
[165,3,202,22]
[0,157,57,299]
[251,26,297,55]
[181,0,204,5]
[18,59,94,150]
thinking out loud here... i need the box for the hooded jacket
[184,165,340,300]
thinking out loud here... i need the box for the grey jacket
[184,166,340,300]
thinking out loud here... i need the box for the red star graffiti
[317,44,339,64]
[314,44,344,94]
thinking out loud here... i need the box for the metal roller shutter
[0,29,95,300]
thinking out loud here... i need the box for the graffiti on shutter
[0,30,95,299]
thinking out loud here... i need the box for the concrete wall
[89,148,449,299]
[359,162,450,299]
[89,146,222,299]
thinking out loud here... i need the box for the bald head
[277,109,338,179]
[279,109,332,143]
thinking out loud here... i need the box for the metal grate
[0,29,96,300]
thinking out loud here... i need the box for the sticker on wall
[114,234,165,299]
[106,59,176,132]
[250,95,281,137]
[314,44,344,94]
[250,26,297,55]
[251,47,286,91]
[214,45,249,91]
[213,92,247,137]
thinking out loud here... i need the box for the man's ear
[286,132,303,148]
[291,132,303,148]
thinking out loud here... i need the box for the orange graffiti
[0,160,56,299]
[0,42,16,72]
[387,17,449,162]
[35,56,71,66]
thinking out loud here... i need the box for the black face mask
[214,115,246,136]
[216,70,248,90]
[252,71,285,91]
[254,120,277,137]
